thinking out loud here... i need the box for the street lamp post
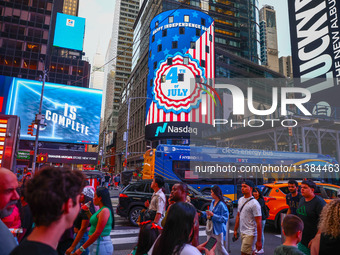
[32,69,47,174]
[124,97,150,171]
[31,0,56,174]
[101,130,106,171]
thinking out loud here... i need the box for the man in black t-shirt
[286,180,302,215]
[10,167,85,255]
[104,173,110,188]
[296,180,326,255]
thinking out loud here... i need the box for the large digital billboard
[288,0,340,109]
[145,9,215,140]
[0,75,102,144]
[53,13,85,51]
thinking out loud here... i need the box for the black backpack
[264,204,270,219]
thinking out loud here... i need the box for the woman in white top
[149,202,215,255]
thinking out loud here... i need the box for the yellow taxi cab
[262,181,340,229]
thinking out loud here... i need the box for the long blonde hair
[318,199,340,238]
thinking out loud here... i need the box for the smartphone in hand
[205,236,217,250]
[232,233,239,242]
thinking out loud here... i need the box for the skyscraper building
[62,0,79,16]
[0,0,90,87]
[279,56,293,79]
[98,0,139,169]
[90,49,105,90]
[132,0,259,70]
[115,0,285,170]
[101,0,139,133]
[259,5,279,73]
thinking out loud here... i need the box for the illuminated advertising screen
[145,9,215,140]
[39,149,98,164]
[53,13,85,51]
[0,75,15,114]
[0,75,102,144]
[288,0,340,109]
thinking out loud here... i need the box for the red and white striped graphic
[0,119,7,167]
[146,22,215,126]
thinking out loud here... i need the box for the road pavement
[108,187,282,254]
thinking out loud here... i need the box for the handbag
[205,200,221,236]
[142,209,157,222]
[206,218,213,236]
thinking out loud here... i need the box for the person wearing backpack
[253,187,268,254]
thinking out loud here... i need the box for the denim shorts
[74,232,89,255]
[89,236,113,255]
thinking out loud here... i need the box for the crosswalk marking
[112,236,138,245]
[111,229,140,235]
[110,220,281,246]
[110,226,236,245]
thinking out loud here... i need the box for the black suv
[117,179,233,226]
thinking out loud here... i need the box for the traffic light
[37,153,48,163]
[288,127,293,136]
[27,123,34,136]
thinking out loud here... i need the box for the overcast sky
[78,0,116,66]
[79,0,291,68]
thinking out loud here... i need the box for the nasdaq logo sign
[155,123,168,137]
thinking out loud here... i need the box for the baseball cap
[243,180,255,189]
[82,186,95,199]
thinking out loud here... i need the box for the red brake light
[119,193,128,198]
[264,197,276,202]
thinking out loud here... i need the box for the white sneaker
[255,249,264,254]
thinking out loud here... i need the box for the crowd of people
[1,165,340,255]
[0,166,115,255]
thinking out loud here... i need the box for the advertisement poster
[53,13,86,51]
[0,75,102,144]
[145,9,215,139]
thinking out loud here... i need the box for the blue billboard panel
[0,75,102,144]
[53,13,85,51]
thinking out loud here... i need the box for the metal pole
[30,0,56,174]
[336,132,340,162]
[101,131,106,171]
[32,69,47,174]
[125,98,131,171]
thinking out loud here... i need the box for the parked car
[262,181,340,229]
[117,179,234,226]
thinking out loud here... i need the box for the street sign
[17,151,30,160]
